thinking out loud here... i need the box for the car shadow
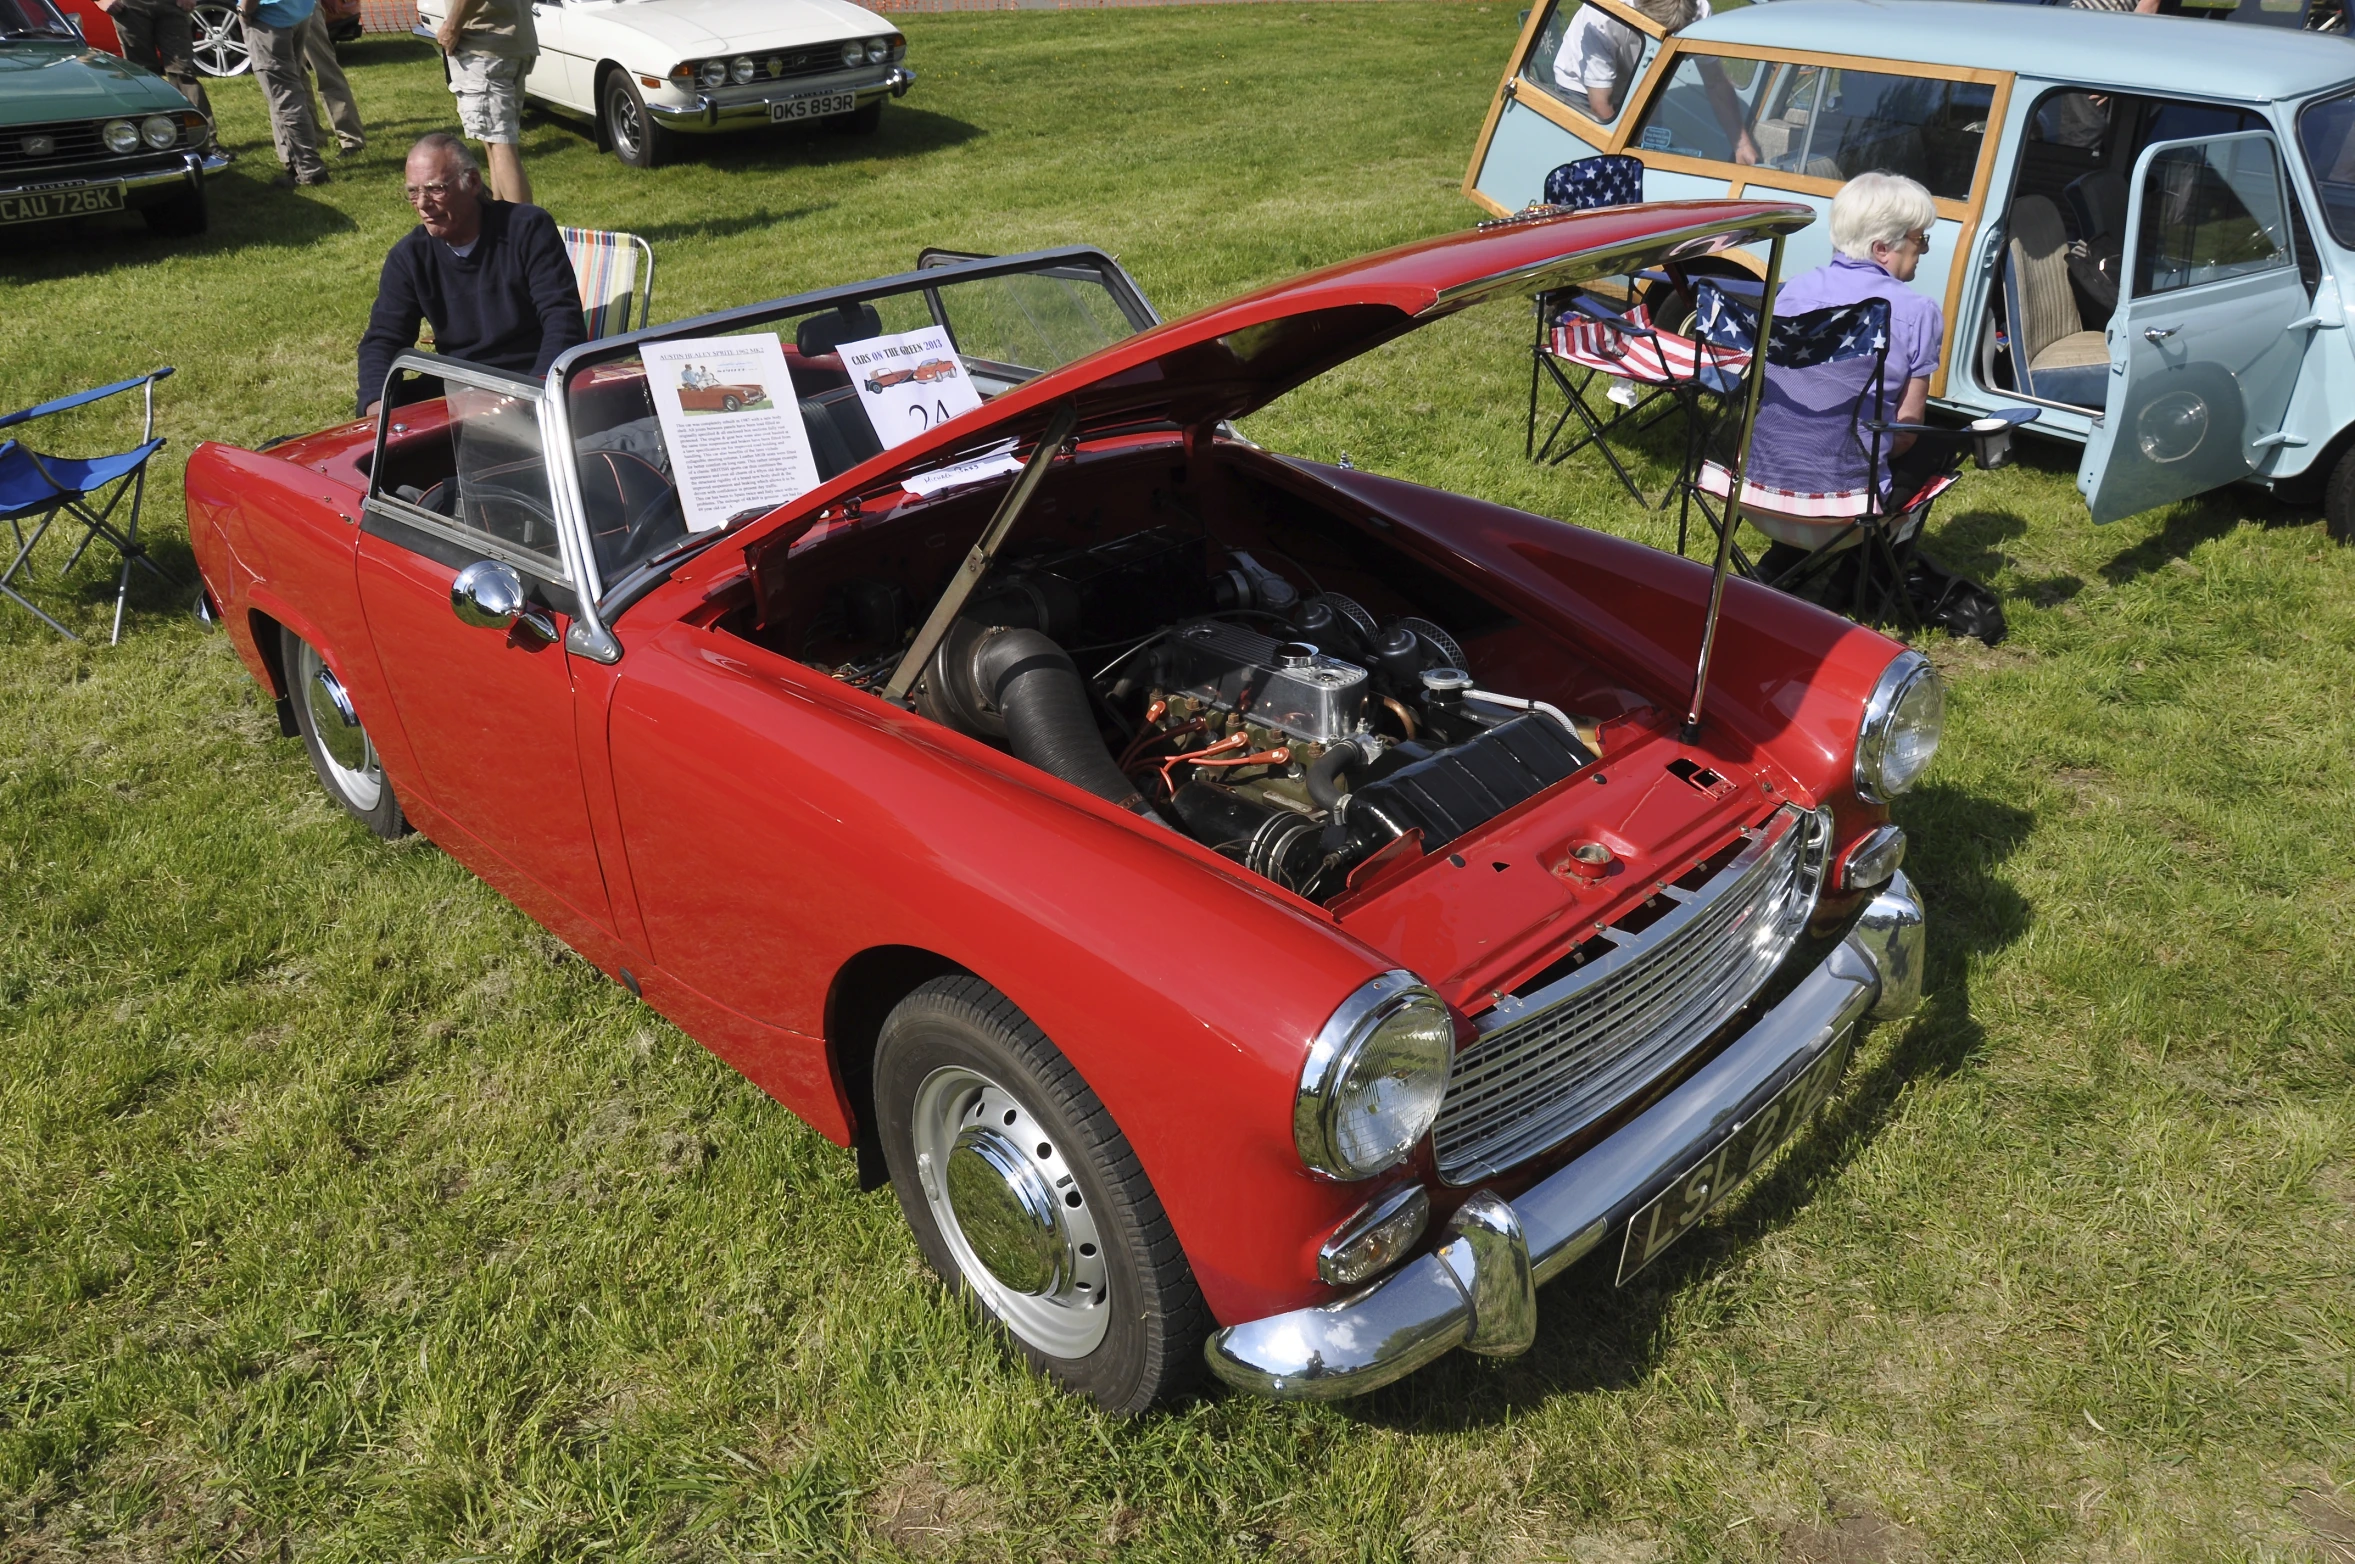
[627,206,836,245]
[647,104,984,174]
[1320,782,2034,1430]
[2094,485,2323,587]
[0,169,358,281]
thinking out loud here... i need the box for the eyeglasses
[404,179,463,204]
[1899,229,1931,252]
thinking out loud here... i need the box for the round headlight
[1854,650,1944,803]
[865,36,887,63]
[140,114,179,149]
[840,39,863,67]
[1295,972,1454,1181]
[696,57,727,88]
[730,54,755,84]
[102,118,140,155]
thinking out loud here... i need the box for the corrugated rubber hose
[971,628,1155,818]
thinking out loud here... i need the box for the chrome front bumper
[0,148,230,204]
[1205,872,1926,1400]
[648,66,915,131]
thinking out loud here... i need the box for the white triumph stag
[414,0,911,167]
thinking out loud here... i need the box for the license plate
[771,91,856,122]
[1617,1025,1855,1284]
[0,184,126,224]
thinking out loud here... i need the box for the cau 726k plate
[1617,1024,1855,1284]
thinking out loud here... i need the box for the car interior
[1982,89,2311,412]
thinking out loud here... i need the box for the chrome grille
[1433,804,1828,1184]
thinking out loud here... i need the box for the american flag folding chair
[1682,284,2034,639]
[0,367,179,644]
[560,226,657,340]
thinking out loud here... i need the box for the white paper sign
[645,334,819,533]
[837,328,985,451]
[900,443,1024,499]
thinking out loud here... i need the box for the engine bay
[733,445,1649,906]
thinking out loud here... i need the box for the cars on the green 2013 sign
[1,0,225,235]
[185,209,1937,1414]
[409,0,911,169]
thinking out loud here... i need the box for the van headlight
[1295,972,1453,1181]
[1854,650,1944,803]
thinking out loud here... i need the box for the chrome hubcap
[611,89,642,157]
[912,1066,1109,1358]
[295,641,381,812]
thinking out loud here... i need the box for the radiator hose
[971,628,1154,817]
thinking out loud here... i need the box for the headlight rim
[102,117,140,155]
[1853,649,1943,805]
[1294,970,1453,1183]
[140,113,179,150]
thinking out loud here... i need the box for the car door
[2079,129,2312,523]
[525,0,589,109]
[356,359,615,935]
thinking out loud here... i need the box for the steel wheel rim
[609,84,643,160]
[294,640,382,812]
[191,5,249,76]
[911,1065,1110,1359]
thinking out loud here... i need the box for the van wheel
[603,71,670,168]
[2326,444,2355,545]
[873,976,1209,1415]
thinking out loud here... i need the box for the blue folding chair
[0,367,178,643]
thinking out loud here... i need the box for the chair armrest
[0,368,175,433]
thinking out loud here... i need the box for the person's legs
[451,52,532,203]
[151,3,213,115]
[246,15,326,182]
[298,9,362,151]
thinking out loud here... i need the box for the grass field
[3,7,2354,1560]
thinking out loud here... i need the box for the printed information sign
[646,334,819,533]
[837,327,984,450]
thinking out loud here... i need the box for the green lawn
[3,7,2353,1561]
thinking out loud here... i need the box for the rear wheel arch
[247,608,300,736]
[825,945,970,1189]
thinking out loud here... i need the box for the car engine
[842,525,1598,903]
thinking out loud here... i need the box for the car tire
[281,625,409,839]
[143,181,208,237]
[2325,444,2355,546]
[190,2,250,76]
[603,70,670,169]
[720,393,741,412]
[873,976,1210,1415]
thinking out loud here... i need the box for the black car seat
[796,303,885,359]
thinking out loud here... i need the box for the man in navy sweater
[357,134,585,416]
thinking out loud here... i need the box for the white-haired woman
[1746,170,1944,501]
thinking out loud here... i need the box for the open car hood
[737,200,1813,583]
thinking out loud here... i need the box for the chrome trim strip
[1204,873,1922,1402]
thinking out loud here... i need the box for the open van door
[2078,129,2310,523]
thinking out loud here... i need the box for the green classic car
[4,0,226,235]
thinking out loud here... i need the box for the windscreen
[0,0,79,37]
[2299,88,2355,248]
[1634,58,1991,201]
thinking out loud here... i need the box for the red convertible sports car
[187,205,1936,1414]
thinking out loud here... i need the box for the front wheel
[282,626,408,838]
[874,976,1209,1415]
[603,71,670,168]
[2326,444,2355,545]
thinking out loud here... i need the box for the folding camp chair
[0,367,178,644]
[1682,282,2034,641]
[560,226,656,340]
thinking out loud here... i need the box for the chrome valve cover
[1164,620,1368,744]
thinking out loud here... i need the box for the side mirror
[451,559,557,642]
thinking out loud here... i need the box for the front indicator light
[140,113,178,149]
[1295,971,1454,1181]
[102,118,140,154]
[1836,824,1906,892]
[1317,1183,1430,1286]
[1854,650,1943,804]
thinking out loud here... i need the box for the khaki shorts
[449,51,531,143]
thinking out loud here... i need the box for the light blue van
[1465,0,2355,531]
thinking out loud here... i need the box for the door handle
[2142,326,2179,343]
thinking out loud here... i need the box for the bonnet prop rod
[1682,235,1785,746]
[884,400,1080,705]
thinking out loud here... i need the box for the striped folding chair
[1529,290,1752,506]
[560,226,656,340]
[0,367,179,644]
